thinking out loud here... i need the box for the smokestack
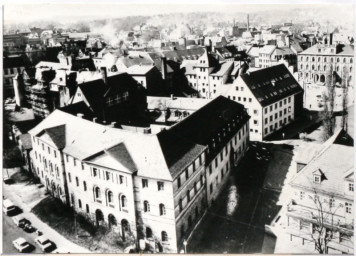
[329,33,333,46]
[247,14,250,31]
[161,56,167,80]
[100,67,107,84]
[209,39,213,52]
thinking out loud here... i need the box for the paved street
[188,142,294,253]
[2,168,91,253]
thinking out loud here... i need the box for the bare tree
[320,65,336,140]
[341,66,350,132]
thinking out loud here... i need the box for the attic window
[314,174,321,184]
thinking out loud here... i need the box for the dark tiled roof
[157,130,206,179]
[169,96,248,146]
[240,64,303,107]
[3,55,26,69]
[71,58,96,71]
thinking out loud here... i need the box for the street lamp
[183,239,187,254]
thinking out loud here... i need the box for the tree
[341,66,350,132]
[320,65,336,140]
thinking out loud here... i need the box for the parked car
[35,236,54,252]
[12,216,30,227]
[12,237,31,252]
[3,199,16,215]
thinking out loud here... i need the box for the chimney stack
[110,122,117,128]
[285,35,290,48]
[100,67,108,84]
[161,56,167,80]
[93,117,98,123]
[329,33,333,46]
[77,113,84,118]
[170,94,174,100]
[247,14,250,31]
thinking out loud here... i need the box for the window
[66,155,69,162]
[158,181,164,191]
[142,179,148,188]
[220,152,223,161]
[185,169,189,180]
[121,195,127,208]
[179,198,183,212]
[253,120,258,125]
[83,181,87,191]
[143,201,150,212]
[161,231,168,242]
[177,176,181,188]
[75,177,79,186]
[42,143,44,150]
[249,98,252,102]
[93,168,97,177]
[329,198,335,208]
[119,175,124,184]
[187,190,191,202]
[265,118,268,124]
[106,171,110,181]
[68,173,72,183]
[270,116,273,122]
[107,191,113,203]
[73,158,76,166]
[48,147,50,154]
[81,162,84,170]
[159,204,166,215]
[349,183,354,192]
[300,191,304,200]
[210,183,213,194]
[235,86,239,91]
[86,204,90,213]
[345,202,352,214]
[238,97,241,101]
[314,175,321,184]
[95,187,101,199]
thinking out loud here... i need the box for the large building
[27,96,250,253]
[225,64,303,141]
[281,129,354,254]
[297,34,354,87]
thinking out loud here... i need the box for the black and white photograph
[2,1,355,254]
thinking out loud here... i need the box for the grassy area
[31,197,133,253]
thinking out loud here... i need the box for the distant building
[225,64,303,141]
[27,96,250,253]
[3,55,27,98]
[282,129,354,254]
[297,34,354,87]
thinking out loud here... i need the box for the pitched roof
[238,64,303,107]
[3,55,26,69]
[126,65,154,75]
[290,130,354,199]
[210,61,234,76]
[299,43,354,56]
[18,134,32,150]
[147,96,211,111]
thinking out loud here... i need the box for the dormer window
[349,183,354,192]
[314,175,321,184]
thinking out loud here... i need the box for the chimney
[329,33,333,46]
[77,113,84,118]
[212,139,216,149]
[247,14,250,31]
[100,67,107,84]
[285,35,290,48]
[208,39,213,52]
[161,56,167,80]
[201,36,205,46]
[170,94,174,100]
[93,117,98,123]
[183,37,187,48]
[143,128,151,134]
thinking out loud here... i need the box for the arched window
[83,181,87,191]
[343,58,346,63]
[317,65,320,71]
[337,58,340,63]
[300,64,303,70]
[95,187,101,199]
[75,177,79,187]
[300,56,303,61]
[78,199,82,208]
[107,190,113,203]
[306,57,309,61]
[317,57,320,62]
[306,64,309,70]
[161,231,168,242]
[179,198,183,212]
[159,204,166,216]
[337,66,340,72]
[312,57,315,62]
[312,65,315,70]
[56,166,59,177]
[324,57,327,62]
[324,65,327,71]
[144,200,150,212]
[121,195,127,208]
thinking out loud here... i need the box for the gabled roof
[299,43,354,56]
[126,65,154,75]
[210,61,234,77]
[290,129,354,199]
[195,49,219,68]
[238,64,303,107]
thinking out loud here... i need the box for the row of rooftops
[28,96,249,181]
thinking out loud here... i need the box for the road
[3,213,42,254]
[187,142,293,253]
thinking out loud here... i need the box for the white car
[12,237,31,252]
[3,199,16,215]
[35,236,53,252]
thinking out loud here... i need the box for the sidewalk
[3,169,90,253]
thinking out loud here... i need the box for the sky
[3,1,354,25]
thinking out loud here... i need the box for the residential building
[27,96,250,253]
[3,55,27,98]
[283,129,354,254]
[225,64,303,141]
[297,34,354,86]
[257,43,297,69]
